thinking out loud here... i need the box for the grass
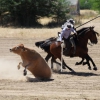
[0,10,100,38]
[0,27,61,39]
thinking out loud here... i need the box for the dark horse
[35,27,99,72]
[50,26,99,72]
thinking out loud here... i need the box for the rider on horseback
[59,22,77,55]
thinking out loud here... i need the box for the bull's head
[10,44,26,55]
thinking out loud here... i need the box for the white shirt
[59,27,76,41]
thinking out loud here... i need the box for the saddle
[62,35,77,56]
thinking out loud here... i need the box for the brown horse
[49,26,99,72]
[35,37,70,70]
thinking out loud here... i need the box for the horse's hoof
[83,62,87,65]
[23,70,27,76]
[93,67,97,71]
[75,62,78,65]
[68,67,75,73]
[62,67,66,69]
[59,69,63,73]
[88,67,91,70]
[51,67,53,69]
[75,62,80,65]
[71,69,75,73]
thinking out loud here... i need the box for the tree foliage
[50,0,70,24]
[79,0,92,9]
[91,0,100,12]
[0,0,70,27]
[80,0,100,12]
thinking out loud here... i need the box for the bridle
[77,27,98,46]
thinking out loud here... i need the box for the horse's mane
[77,27,99,37]
[77,27,90,36]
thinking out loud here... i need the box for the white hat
[67,18,75,24]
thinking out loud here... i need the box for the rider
[59,22,77,55]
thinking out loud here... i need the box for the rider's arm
[71,28,77,35]
[59,28,66,41]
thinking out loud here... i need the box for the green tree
[80,0,100,12]
[80,0,92,9]
[50,0,70,24]
[91,0,100,12]
[0,0,70,27]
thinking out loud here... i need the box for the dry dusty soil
[0,25,100,100]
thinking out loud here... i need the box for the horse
[35,37,64,68]
[35,27,98,70]
[50,26,99,72]
[35,27,99,72]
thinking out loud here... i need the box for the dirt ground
[0,37,100,100]
[0,21,100,100]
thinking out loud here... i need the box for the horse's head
[86,26,99,44]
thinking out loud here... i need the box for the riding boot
[63,38,71,55]
[70,37,76,55]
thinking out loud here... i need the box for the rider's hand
[74,32,77,36]
[73,33,77,38]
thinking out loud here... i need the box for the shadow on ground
[59,71,100,77]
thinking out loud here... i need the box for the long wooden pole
[76,15,100,29]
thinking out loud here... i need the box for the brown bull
[10,44,51,80]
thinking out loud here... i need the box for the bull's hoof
[23,70,27,76]
[17,65,20,70]
[23,73,27,76]
[93,67,97,71]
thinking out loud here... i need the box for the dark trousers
[63,37,76,54]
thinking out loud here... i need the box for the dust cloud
[0,58,33,81]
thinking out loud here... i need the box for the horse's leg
[83,57,92,70]
[75,58,85,65]
[62,59,75,72]
[51,56,66,69]
[85,54,97,71]
[51,57,54,69]
[45,54,51,62]
[50,42,75,72]
[75,57,92,70]
[45,54,57,69]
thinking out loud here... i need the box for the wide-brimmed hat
[67,18,75,24]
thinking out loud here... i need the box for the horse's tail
[35,37,56,52]
[35,41,45,48]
